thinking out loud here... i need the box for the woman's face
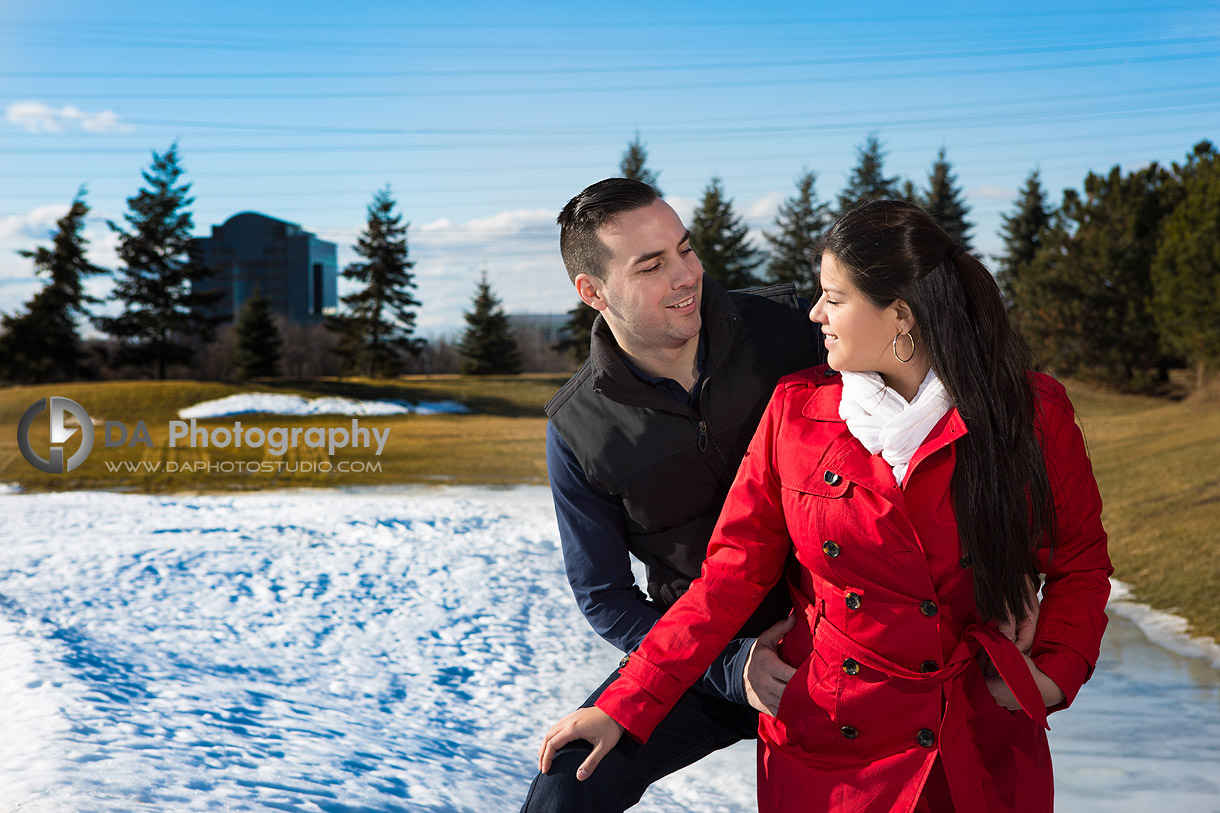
[809,253,905,375]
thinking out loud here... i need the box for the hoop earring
[893,330,916,363]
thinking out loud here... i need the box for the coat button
[959,554,973,568]
[619,654,630,668]
[842,658,860,675]
[917,728,936,748]
[822,540,841,558]
[920,600,938,617]
[824,470,842,486]
[845,592,862,610]
[841,725,859,740]
[920,660,939,673]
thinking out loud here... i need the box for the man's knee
[520,742,643,813]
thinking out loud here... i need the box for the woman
[538,200,1112,812]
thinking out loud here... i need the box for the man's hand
[538,707,624,781]
[743,614,798,717]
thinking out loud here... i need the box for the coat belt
[793,593,1049,812]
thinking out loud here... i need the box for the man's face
[579,199,703,356]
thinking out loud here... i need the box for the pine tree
[97,145,224,379]
[997,170,1052,308]
[555,134,665,366]
[922,147,974,249]
[619,132,663,196]
[0,188,106,383]
[553,301,595,367]
[1014,164,1179,387]
[763,170,829,295]
[1151,140,1220,389]
[327,186,422,378]
[232,288,283,379]
[837,133,899,215]
[459,270,522,375]
[690,177,763,289]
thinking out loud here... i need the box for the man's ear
[575,273,608,311]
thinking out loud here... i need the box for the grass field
[3,374,1217,645]
[1068,382,1220,646]
[0,375,566,492]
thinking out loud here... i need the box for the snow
[0,487,1217,812]
[1106,579,1220,670]
[178,393,470,419]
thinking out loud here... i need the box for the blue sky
[2,1,1217,336]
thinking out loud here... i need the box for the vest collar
[588,275,741,411]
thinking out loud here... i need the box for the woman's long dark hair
[820,199,1054,624]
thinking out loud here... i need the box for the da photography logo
[17,397,95,474]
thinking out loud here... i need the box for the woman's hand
[995,576,1041,655]
[537,707,625,781]
[985,652,1066,711]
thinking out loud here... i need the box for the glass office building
[191,212,338,324]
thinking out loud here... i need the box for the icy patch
[1106,578,1220,669]
[0,481,22,494]
[178,392,470,418]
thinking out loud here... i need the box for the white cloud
[320,209,570,337]
[410,209,569,335]
[0,203,119,319]
[0,204,74,244]
[664,195,697,225]
[967,184,1016,201]
[744,191,783,222]
[6,101,135,135]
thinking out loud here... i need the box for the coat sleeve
[1030,376,1113,711]
[594,381,797,742]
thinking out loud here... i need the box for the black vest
[546,277,821,637]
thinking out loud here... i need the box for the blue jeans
[520,670,759,812]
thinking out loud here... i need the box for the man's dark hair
[557,178,660,282]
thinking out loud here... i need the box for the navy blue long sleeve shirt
[546,423,755,703]
[544,332,757,704]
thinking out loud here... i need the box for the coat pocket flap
[782,468,852,498]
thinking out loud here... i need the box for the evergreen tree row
[0,145,433,384]
[557,132,978,363]
[8,136,1217,389]
[1001,140,1219,390]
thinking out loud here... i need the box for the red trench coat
[596,366,1112,812]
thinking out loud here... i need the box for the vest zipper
[697,420,709,452]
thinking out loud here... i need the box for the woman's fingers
[986,674,1021,710]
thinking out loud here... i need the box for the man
[521,178,824,812]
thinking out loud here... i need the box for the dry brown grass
[0,376,561,492]
[1066,381,1220,644]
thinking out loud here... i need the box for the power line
[4,81,1215,139]
[4,101,1213,156]
[3,35,1212,80]
[9,49,1218,101]
[4,6,1214,29]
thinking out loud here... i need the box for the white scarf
[838,368,953,486]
